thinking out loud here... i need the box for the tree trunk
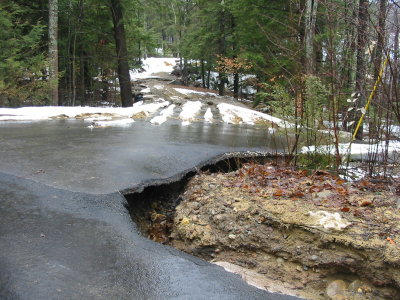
[304,0,318,75]
[201,59,205,88]
[391,8,400,124]
[79,51,85,106]
[49,0,59,106]
[373,0,387,82]
[218,2,226,96]
[353,0,368,140]
[233,73,239,99]
[369,0,387,138]
[207,67,211,90]
[392,8,399,103]
[110,0,132,107]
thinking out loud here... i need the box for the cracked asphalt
[0,119,298,299]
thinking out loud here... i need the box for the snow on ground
[174,88,217,96]
[301,140,400,161]
[140,87,151,93]
[0,115,49,121]
[92,119,135,127]
[217,103,288,127]
[204,108,213,123]
[391,125,400,138]
[150,104,176,125]
[130,57,177,80]
[83,117,113,122]
[179,101,203,126]
[154,85,164,90]
[0,101,170,122]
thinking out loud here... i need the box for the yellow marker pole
[343,57,389,165]
[352,57,389,141]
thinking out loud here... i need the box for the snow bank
[308,211,350,231]
[174,88,217,96]
[217,103,288,127]
[150,104,176,125]
[92,119,135,127]
[0,115,49,121]
[301,141,400,161]
[133,101,169,116]
[179,101,202,125]
[0,102,170,122]
[204,108,213,123]
[130,57,177,80]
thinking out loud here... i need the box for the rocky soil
[142,162,400,299]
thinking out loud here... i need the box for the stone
[276,258,284,265]
[310,255,318,261]
[314,190,334,199]
[326,280,347,298]
[228,234,236,240]
[348,280,363,293]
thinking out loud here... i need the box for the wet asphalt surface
[0,120,299,299]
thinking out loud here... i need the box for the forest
[2,2,400,298]
[1,0,399,169]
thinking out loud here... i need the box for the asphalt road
[0,120,283,194]
[0,120,298,299]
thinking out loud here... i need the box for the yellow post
[343,57,389,165]
[352,57,389,141]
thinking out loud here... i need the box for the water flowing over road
[0,116,300,299]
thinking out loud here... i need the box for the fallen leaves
[201,163,399,228]
[360,201,373,207]
[387,237,396,245]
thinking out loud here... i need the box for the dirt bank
[141,161,400,299]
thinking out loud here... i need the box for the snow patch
[301,141,400,161]
[0,102,169,122]
[140,87,151,93]
[132,101,169,117]
[150,104,176,125]
[174,88,217,96]
[0,115,49,121]
[204,108,213,123]
[217,103,288,127]
[130,57,177,80]
[92,119,135,127]
[308,211,350,231]
[179,101,202,125]
[83,117,113,122]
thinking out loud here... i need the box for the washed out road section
[0,119,298,299]
[0,170,298,300]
